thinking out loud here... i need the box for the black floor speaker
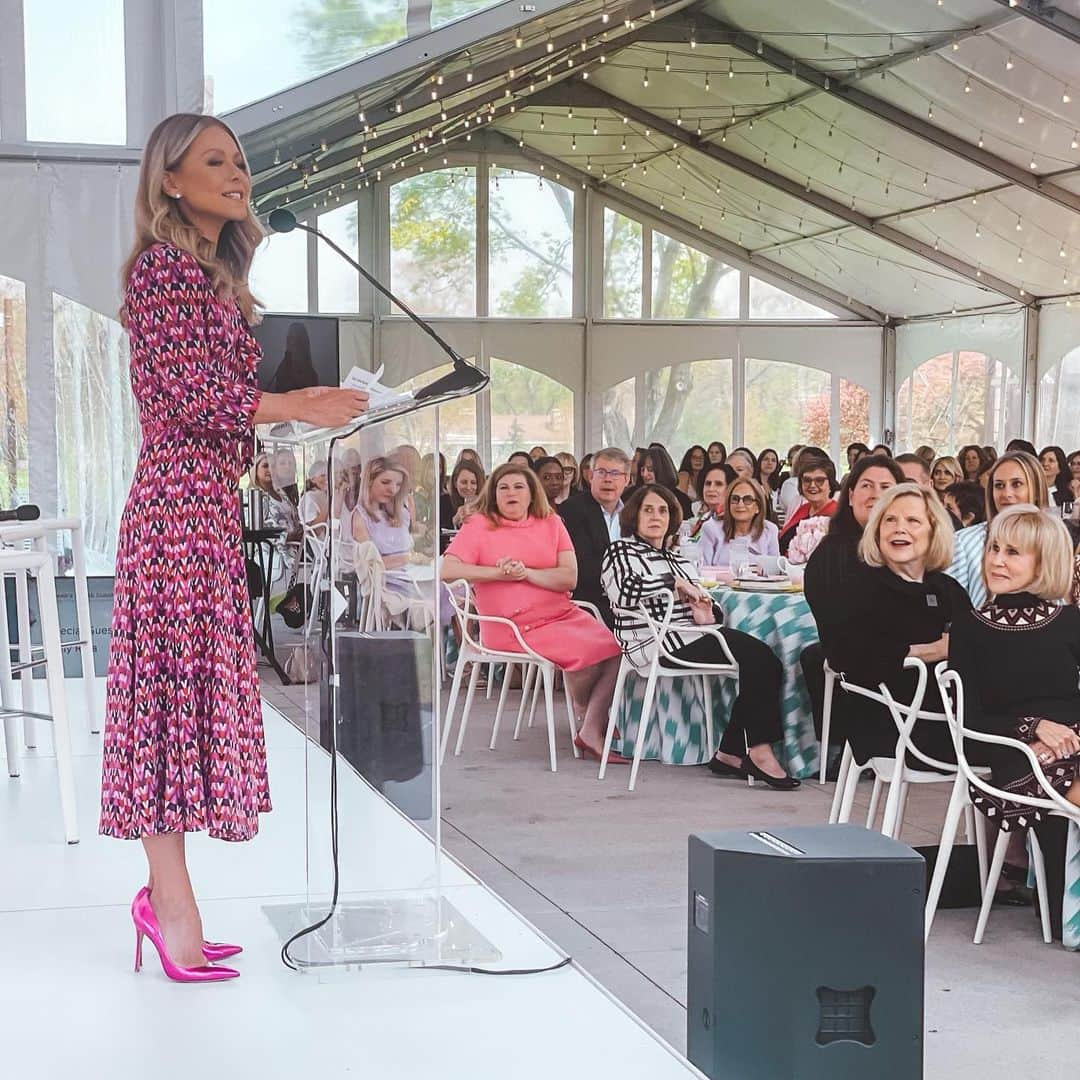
[687,824,924,1079]
[320,631,432,819]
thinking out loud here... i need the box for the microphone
[0,504,40,523]
[267,208,487,402]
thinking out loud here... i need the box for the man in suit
[557,447,631,628]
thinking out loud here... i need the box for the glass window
[390,169,476,317]
[489,168,573,318]
[53,295,138,572]
[897,351,1021,452]
[0,277,28,506]
[431,0,501,27]
[601,360,733,451]
[490,358,573,460]
[837,378,872,453]
[749,278,837,320]
[603,208,643,318]
[744,358,830,453]
[651,233,739,319]
[387,362,478,462]
[1037,347,1080,452]
[317,202,360,313]
[250,229,309,313]
[203,0,407,114]
[24,0,126,144]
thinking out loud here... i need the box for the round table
[613,585,821,779]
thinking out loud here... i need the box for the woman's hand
[1031,720,1080,762]
[292,386,369,428]
[495,557,527,581]
[674,577,708,604]
[908,635,949,663]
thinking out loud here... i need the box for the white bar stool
[1,546,79,844]
[0,516,100,742]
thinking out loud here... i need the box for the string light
[728,59,734,78]
[1073,132,1079,150]
[978,132,984,148]
[1061,243,1068,258]
[1017,106,1024,124]
[927,102,934,120]
[704,73,710,91]
[1006,54,1014,71]
[642,70,649,88]
[664,54,670,72]
[964,78,971,94]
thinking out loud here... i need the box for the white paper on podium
[342,364,414,412]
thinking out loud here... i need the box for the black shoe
[741,757,801,790]
[707,756,747,779]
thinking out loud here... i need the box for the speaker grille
[815,986,876,1046]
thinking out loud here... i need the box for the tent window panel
[489,169,573,318]
[390,170,477,317]
[389,362,478,461]
[490,358,573,460]
[251,229,310,313]
[1037,348,1080,454]
[317,203,360,314]
[749,278,836,320]
[603,209,643,318]
[744,358,831,454]
[651,233,739,319]
[0,277,28,506]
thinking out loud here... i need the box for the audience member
[677,445,707,498]
[345,455,414,576]
[441,463,624,762]
[456,448,482,469]
[845,442,871,471]
[555,451,579,504]
[578,452,594,491]
[930,456,963,498]
[600,485,797,788]
[534,455,567,507]
[298,459,329,527]
[686,462,735,538]
[1006,438,1038,457]
[1068,450,1080,484]
[698,478,779,567]
[251,451,301,540]
[755,448,782,493]
[870,443,892,457]
[707,441,727,465]
[727,447,755,481]
[814,484,966,766]
[636,445,694,520]
[778,445,820,519]
[528,445,548,461]
[947,451,1049,607]
[271,448,300,505]
[943,481,985,530]
[558,447,632,627]
[958,444,988,482]
[445,458,485,528]
[914,444,936,468]
[1039,445,1072,507]
[983,445,998,463]
[778,452,838,556]
[508,451,532,468]
[895,452,932,488]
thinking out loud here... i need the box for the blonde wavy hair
[859,483,955,573]
[120,113,264,325]
[983,504,1073,601]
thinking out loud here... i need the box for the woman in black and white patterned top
[600,485,798,789]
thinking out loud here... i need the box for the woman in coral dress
[441,462,623,760]
[99,114,367,982]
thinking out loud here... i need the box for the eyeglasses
[593,468,627,480]
[802,476,828,489]
[562,467,576,477]
[729,494,758,506]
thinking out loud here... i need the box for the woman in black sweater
[809,484,969,765]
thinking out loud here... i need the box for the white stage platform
[0,679,703,1080]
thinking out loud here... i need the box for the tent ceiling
[230,0,1080,320]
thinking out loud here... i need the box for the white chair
[835,660,990,865]
[599,591,740,792]
[439,580,578,772]
[819,659,837,784]
[1,546,79,844]
[0,517,99,740]
[932,667,1080,945]
[301,520,330,637]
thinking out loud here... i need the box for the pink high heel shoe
[135,887,242,961]
[131,890,239,983]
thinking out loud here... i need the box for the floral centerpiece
[786,515,831,565]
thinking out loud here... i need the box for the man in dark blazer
[557,447,631,628]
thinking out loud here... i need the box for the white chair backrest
[840,657,956,772]
[936,667,1080,817]
[612,589,737,671]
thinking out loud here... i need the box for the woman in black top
[1039,445,1073,508]
[948,505,1080,829]
[810,483,969,765]
[637,445,694,521]
[600,485,797,789]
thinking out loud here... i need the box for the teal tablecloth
[614,585,821,779]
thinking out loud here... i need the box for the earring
[172,192,181,199]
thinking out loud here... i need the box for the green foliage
[294,0,406,71]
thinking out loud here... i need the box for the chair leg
[895,781,911,835]
[598,661,629,781]
[973,811,989,895]
[36,570,79,844]
[564,683,580,757]
[527,668,541,728]
[1028,831,1053,945]
[865,776,883,829]
[837,755,863,825]
[541,664,558,773]
[453,661,483,756]
[490,663,514,750]
[0,573,18,778]
[880,764,907,839]
[486,661,496,700]
[513,666,536,741]
[439,652,468,764]
[700,675,714,759]
[925,776,968,941]
[819,669,835,784]
[828,743,853,824]
[974,830,1010,944]
[629,668,660,792]
[15,570,36,748]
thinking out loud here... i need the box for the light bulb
[964,78,971,94]
[1006,54,1014,70]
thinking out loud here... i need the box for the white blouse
[697,519,780,567]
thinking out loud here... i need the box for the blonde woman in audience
[930,456,963,499]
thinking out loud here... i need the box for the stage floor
[0,679,703,1080]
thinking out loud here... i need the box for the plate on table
[731,577,801,593]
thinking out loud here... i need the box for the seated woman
[441,463,624,762]
[707,441,727,466]
[578,453,594,492]
[600,485,798,789]
[636,445,694,520]
[556,452,579,504]
[686,462,735,538]
[442,458,485,530]
[930,456,963,500]
[298,459,330,527]
[677,445,707,499]
[250,451,301,541]
[943,481,985,531]
[778,453,838,556]
[815,484,968,767]
[726,447,756,481]
[698,478,779,567]
[947,450,1049,608]
[1039,444,1072,507]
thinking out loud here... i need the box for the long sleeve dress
[948,592,1080,830]
[99,243,272,841]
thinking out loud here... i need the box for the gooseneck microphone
[0,504,40,523]
[267,208,487,400]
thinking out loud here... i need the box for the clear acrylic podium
[257,389,499,971]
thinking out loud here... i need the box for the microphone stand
[266,210,488,971]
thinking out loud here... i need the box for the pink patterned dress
[99,243,272,842]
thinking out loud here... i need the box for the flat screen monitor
[251,313,340,392]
